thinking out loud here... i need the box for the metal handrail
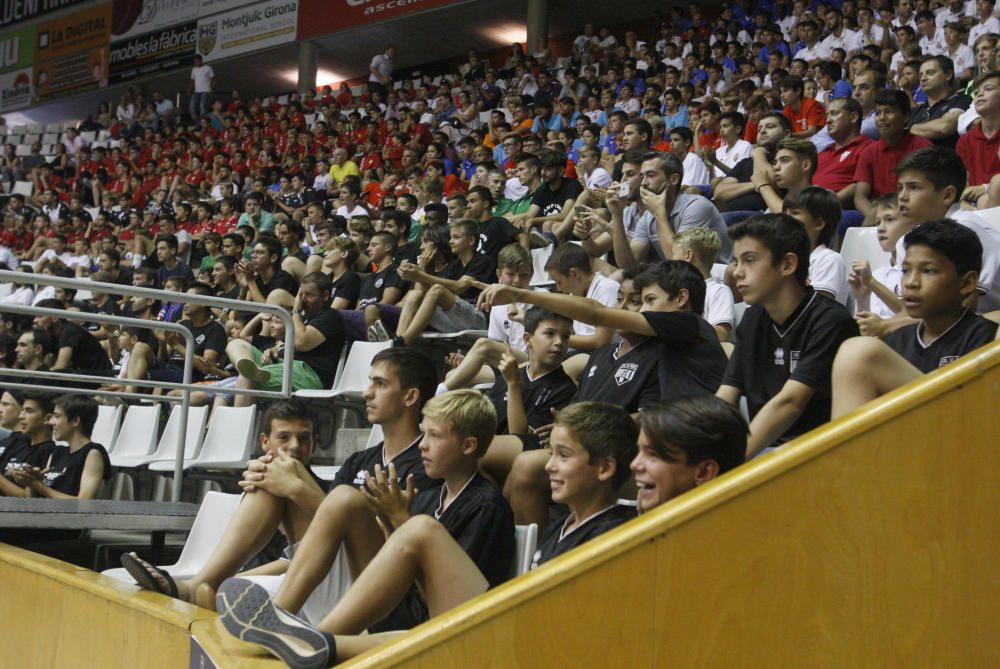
[0,270,298,501]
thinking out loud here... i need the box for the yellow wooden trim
[340,341,1000,667]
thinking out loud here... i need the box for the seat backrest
[512,524,539,577]
[195,405,257,464]
[366,423,384,449]
[109,405,160,464]
[154,405,209,462]
[92,405,123,454]
[334,341,392,394]
[841,227,891,272]
[12,180,32,195]
[168,491,243,573]
[530,246,555,286]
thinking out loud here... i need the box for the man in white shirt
[936,0,968,27]
[818,9,863,59]
[573,23,599,65]
[891,0,918,30]
[968,0,1000,47]
[368,46,394,98]
[189,55,214,123]
[794,19,825,65]
[669,127,712,188]
[943,23,977,81]
[917,10,948,56]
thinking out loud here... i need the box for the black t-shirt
[909,91,971,149]
[168,318,228,381]
[357,262,408,308]
[331,271,361,309]
[58,321,112,370]
[255,269,299,299]
[396,241,420,264]
[477,217,520,261]
[722,289,858,445]
[297,308,346,387]
[884,310,997,373]
[642,311,728,400]
[332,436,438,493]
[443,253,496,302]
[530,178,583,217]
[218,284,241,302]
[720,157,766,212]
[575,339,660,411]
[531,504,637,569]
[156,260,194,288]
[487,365,577,433]
[41,441,112,496]
[1,436,55,479]
[409,473,515,589]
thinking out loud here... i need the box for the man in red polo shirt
[853,89,932,217]
[956,71,1000,210]
[814,97,873,209]
[781,75,826,139]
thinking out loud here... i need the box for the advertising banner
[297,0,463,40]
[33,3,112,104]
[197,0,297,63]
[0,68,33,112]
[0,25,35,112]
[111,0,198,41]
[0,0,90,29]
[109,20,197,84]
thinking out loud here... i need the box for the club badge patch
[615,363,638,385]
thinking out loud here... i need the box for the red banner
[297,0,464,40]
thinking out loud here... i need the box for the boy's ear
[674,287,690,309]
[461,435,479,457]
[402,386,421,409]
[693,459,720,486]
[595,455,617,484]
[780,251,800,278]
[958,270,980,301]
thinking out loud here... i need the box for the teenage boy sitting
[236,234,299,308]
[9,394,110,499]
[378,220,496,345]
[672,228,735,342]
[123,350,438,612]
[783,186,850,305]
[717,214,859,458]
[0,392,56,498]
[342,231,409,341]
[848,194,910,335]
[542,242,618,352]
[216,390,514,668]
[832,220,1000,418]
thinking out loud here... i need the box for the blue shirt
[662,107,690,131]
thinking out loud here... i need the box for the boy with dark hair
[717,214,859,458]
[10,394,110,499]
[543,241,618,351]
[32,298,112,373]
[237,234,299,308]
[752,137,817,214]
[464,185,526,257]
[380,219,497,345]
[783,186,849,304]
[780,75,826,138]
[517,148,583,239]
[0,392,56,497]
[154,233,194,287]
[339,230,409,341]
[217,389,515,668]
[832,220,999,417]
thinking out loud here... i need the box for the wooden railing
[340,341,1000,668]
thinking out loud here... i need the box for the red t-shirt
[212,214,239,235]
[783,98,826,133]
[956,123,1000,188]
[853,132,934,197]
[814,134,874,193]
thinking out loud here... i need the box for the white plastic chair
[530,246,555,287]
[117,405,208,469]
[92,405,123,454]
[151,405,256,472]
[11,180,32,196]
[311,465,342,481]
[841,227,891,272]
[366,423,383,448]
[41,132,58,145]
[294,341,391,401]
[512,523,538,577]
[100,491,243,583]
[108,405,160,465]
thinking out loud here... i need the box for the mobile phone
[618,181,630,197]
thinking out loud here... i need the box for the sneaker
[529,229,552,248]
[216,578,332,669]
[236,358,271,385]
[368,319,391,342]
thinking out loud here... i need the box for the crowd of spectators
[2,0,1000,662]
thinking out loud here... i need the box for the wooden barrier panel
[335,341,1000,668]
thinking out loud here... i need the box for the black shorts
[514,431,542,451]
[368,589,429,633]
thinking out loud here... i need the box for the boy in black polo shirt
[0,392,56,497]
[717,214,859,458]
[340,231,409,341]
[217,390,514,668]
[832,220,999,417]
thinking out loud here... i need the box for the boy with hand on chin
[832,220,1000,418]
[0,392,56,498]
[216,390,514,669]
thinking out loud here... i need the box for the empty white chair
[41,133,58,145]
[512,524,539,577]
[311,465,342,482]
[711,263,728,282]
[14,144,31,157]
[294,341,391,401]
[9,125,25,135]
[100,491,243,583]
[97,129,112,141]
[841,226,891,272]
[44,123,61,133]
[91,405,123,453]
[366,423,383,448]
[154,405,257,471]
[80,130,96,143]
[530,246,555,287]
[108,405,160,465]
[117,405,208,469]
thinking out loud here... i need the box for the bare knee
[388,514,444,557]
[505,450,549,499]
[426,284,447,302]
[318,484,367,520]
[834,336,884,377]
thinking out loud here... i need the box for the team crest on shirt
[840,151,852,161]
[938,355,960,367]
[790,350,801,373]
[614,363,638,385]
[375,278,384,288]
[773,348,784,366]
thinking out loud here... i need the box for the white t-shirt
[795,44,823,63]
[191,65,215,93]
[713,139,753,179]
[969,17,1000,47]
[369,53,392,83]
[39,249,73,266]
[681,151,711,187]
[818,29,862,58]
[336,204,369,218]
[946,45,976,76]
[870,264,903,319]
[575,273,620,336]
[704,277,735,326]
[809,244,849,305]
[0,246,18,270]
[584,167,612,189]
[488,302,531,352]
[919,32,947,56]
[0,286,33,305]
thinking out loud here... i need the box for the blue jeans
[189,92,211,122]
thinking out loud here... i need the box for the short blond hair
[422,389,497,457]
[673,227,721,266]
